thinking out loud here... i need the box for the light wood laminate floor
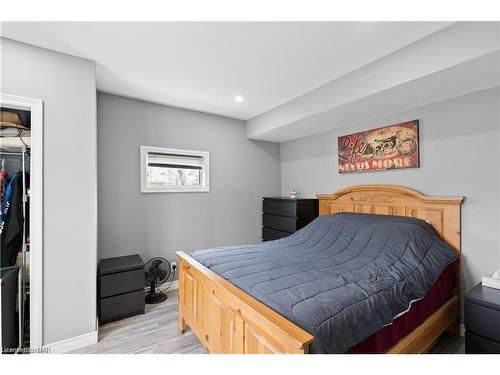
[71,289,464,354]
[71,289,207,354]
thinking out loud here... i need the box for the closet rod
[0,151,30,156]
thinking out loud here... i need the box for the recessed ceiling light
[234,95,244,103]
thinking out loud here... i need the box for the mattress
[191,213,457,353]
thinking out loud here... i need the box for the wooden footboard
[176,251,314,354]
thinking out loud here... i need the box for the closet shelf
[0,137,31,148]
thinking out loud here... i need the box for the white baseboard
[45,330,98,354]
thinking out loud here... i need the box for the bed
[176,185,464,354]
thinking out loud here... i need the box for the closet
[0,107,31,353]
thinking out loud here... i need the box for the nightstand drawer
[465,332,500,354]
[464,301,500,341]
[263,227,292,241]
[263,200,297,217]
[263,214,297,233]
[100,268,144,298]
[100,289,145,325]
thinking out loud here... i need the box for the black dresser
[98,254,145,325]
[464,283,500,353]
[262,197,318,241]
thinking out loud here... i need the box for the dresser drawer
[464,301,500,341]
[100,289,145,324]
[263,227,292,241]
[263,214,297,233]
[465,332,500,354]
[263,200,296,217]
[100,269,144,298]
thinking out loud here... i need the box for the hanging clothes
[0,171,29,267]
[0,171,9,209]
[0,172,15,226]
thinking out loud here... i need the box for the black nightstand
[98,254,145,325]
[464,283,500,353]
[262,197,318,241]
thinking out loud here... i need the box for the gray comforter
[190,213,457,353]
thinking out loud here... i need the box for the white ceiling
[246,22,500,142]
[1,22,452,120]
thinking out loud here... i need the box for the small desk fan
[144,257,171,304]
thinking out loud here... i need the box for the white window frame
[140,145,210,193]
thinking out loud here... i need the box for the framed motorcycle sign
[338,120,419,174]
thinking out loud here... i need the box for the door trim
[1,93,44,349]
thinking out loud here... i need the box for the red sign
[338,120,419,174]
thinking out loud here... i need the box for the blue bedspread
[190,213,457,353]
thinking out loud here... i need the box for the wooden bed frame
[177,184,464,354]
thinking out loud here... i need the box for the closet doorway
[0,94,43,351]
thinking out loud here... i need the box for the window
[140,146,210,193]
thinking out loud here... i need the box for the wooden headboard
[316,185,464,254]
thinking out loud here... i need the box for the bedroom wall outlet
[171,261,177,272]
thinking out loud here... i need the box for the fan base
[145,293,168,304]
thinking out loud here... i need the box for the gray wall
[97,93,280,267]
[1,38,97,344]
[281,87,500,293]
